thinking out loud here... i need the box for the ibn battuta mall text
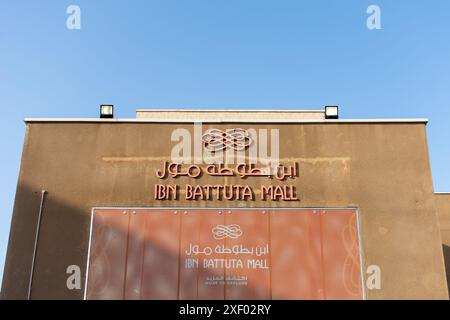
[154,184,299,201]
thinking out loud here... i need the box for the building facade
[1,109,449,299]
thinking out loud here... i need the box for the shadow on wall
[1,183,91,299]
[443,245,450,296]
[1,183,263,300]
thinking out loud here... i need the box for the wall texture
[1,121,448,299]
[436,193,450,294]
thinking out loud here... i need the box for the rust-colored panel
[179,212,226,300]
[224,210,271,300]
[271,212,324,299]
[140,212,181,299]
[86,210,129,300]
[86,208,363,300]
[177,212,202,299]
[124,213,146,300]
[321,211,362,299]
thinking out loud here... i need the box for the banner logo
[212,224,243,240]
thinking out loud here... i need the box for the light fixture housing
[325,106,339,119]
[100,105,114,119]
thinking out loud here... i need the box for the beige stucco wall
[436,193,450,293]
[1,121,448,299]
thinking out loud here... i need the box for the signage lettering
[155,127,301,201]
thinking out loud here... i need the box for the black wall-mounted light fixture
[100,105,114,119]
[325,106,339,119]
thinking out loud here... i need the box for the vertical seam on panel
[122,214,131,300]
[83,209,95,300]
[139,213,147,300]
[319,212,327,300]
[177,212,182,300]
[268,210,273,300]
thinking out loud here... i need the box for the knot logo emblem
[202,128,252,152]
[212,224,243,240]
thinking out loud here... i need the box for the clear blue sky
[1,1,449,284]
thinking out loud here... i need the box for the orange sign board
[85,208,363,300]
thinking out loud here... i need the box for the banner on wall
[85,208,364,300]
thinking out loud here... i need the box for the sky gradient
[1,0,450,284]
